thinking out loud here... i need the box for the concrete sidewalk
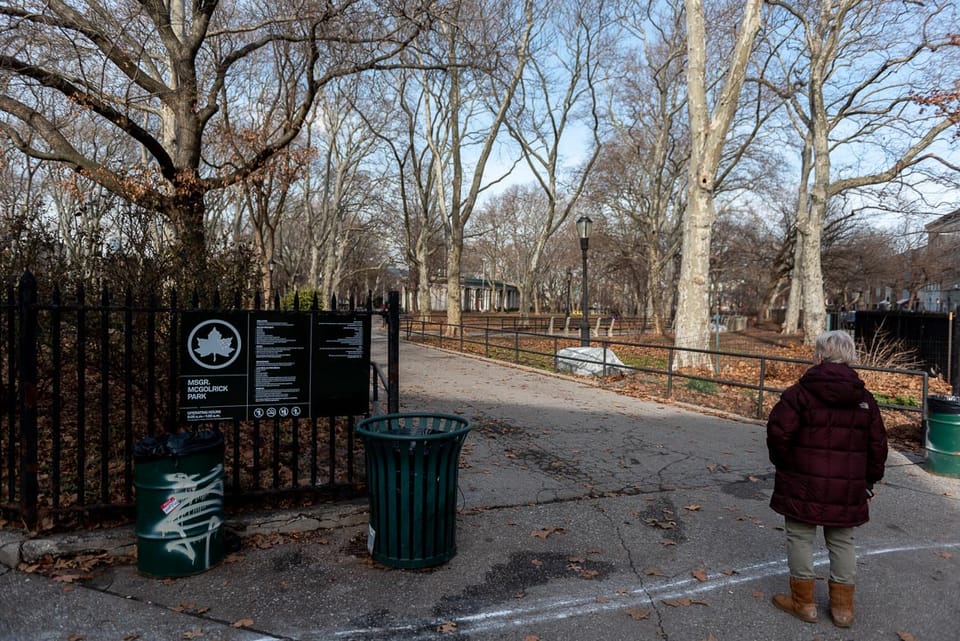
[2,334,959,641]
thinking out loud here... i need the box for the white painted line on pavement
[332,541,960,640]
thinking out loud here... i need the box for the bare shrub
[856,331,921,370]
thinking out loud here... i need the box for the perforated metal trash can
[926,395,960,478]
[134,429,225,577]
[357,413,471,569]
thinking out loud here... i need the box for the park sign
[179,310,371,423]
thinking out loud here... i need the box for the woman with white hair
[767,330,888,628]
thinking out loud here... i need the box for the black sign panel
[248,314,312,420]
[312,315,371,416]
[181,313,248,422]
[179,311,371,422]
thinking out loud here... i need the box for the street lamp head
[576,215,592,240]
[575,215,593,347]
[576,215,592,252]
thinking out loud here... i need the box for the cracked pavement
[2,335,959,641]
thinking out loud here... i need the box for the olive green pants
[785,517,856,584]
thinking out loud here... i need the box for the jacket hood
[798,362,866,407]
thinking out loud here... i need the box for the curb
[0,500,369,570]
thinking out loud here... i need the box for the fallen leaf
[531,527,565,540]
[752,590,766,599]
[182,631,203,640]
[531,559,544,567]
[643,518,677,530]
[936,551,954,559]
[684,504,702,511]
[707,464,718,472]
[626,607,651,620]
[721,568,738,576]
[579,569,600,579]
[692,568,708,582]
[53,574,89,584]
[748,475,761,482]
[524,636,540,641]
[704,634,718,641]
[514,592,527,598]
[122,635,142,641]
[643,566,665,576]
[174,603,210,615]
[223,553,245,564]
[67,634,83,641]
[231,618,254,629]
[596,596,609,603]
[898,632,918,641]
[662,597,709,607]
[437,621,458,634]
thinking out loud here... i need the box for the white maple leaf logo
[194,327,235,361]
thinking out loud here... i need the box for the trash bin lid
[928,394,960,415]
[356,413,470,440]
[134,429,224,461]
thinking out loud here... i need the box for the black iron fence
[403,318,930,422]
[850,310,958,386]
[2,272,399,531]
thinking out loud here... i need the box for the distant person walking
[766,330,888,627]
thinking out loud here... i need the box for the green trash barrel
[134,430,226,577]
[357,413,471,569]
[926,395,960,478]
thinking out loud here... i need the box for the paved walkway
[2,333,959,641]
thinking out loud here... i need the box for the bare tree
[365,55,450,318]
[591,0,690,334]
[303,79,391,308]
[0,0,426,284]
[426,0,534,334]
[501,0,611,316]
[765,0,959,343]
[469,184,548,313]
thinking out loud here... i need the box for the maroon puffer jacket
[767,362,888,527]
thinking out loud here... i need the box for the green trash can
[357,413,471,569]
[926,395,960,478]
[134,429,225,577]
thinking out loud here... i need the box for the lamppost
[565,267,572,320]
[577,215,592,347]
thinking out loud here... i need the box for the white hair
[814,330,857,365]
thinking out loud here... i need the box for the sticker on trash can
[368,524,376,554]
[160,496,181,515]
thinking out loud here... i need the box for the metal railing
[403,318,930,421]
[1,272,399,530]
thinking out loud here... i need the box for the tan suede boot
[771,577,818,623]
[828,580,855,627]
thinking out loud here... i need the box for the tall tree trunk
[799,33,831,344]
[445,226,464,335]
[675,0,763,367]
[415,237,432,320]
